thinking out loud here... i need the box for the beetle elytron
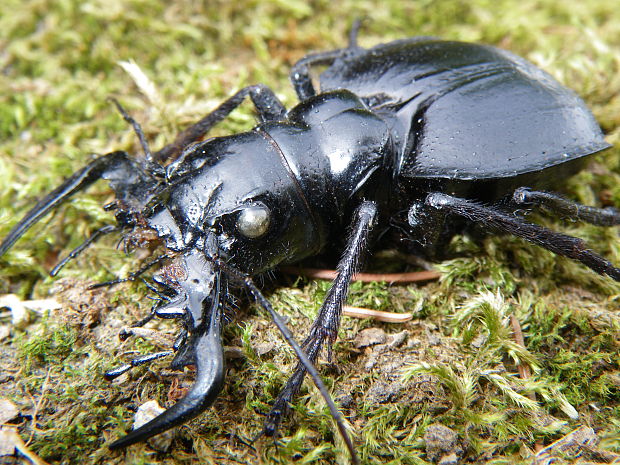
[2,24,618,463]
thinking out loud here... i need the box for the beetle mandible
[1,23,618,463]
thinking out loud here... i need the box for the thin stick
[510,314,541,453]
[509,315,534,387]
[282,266,440,283]
[343,306,413,323]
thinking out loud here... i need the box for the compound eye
[236,204,270,238]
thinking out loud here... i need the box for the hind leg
[417,192,620,281]
[289,20,363,100]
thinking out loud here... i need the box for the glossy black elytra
[2,24,619,464]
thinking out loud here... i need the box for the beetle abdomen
[320,39,610,181]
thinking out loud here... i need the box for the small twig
[1,426,51,465]
[27,368,51,445]
[510,314,542,453]
[343,306,413,323]
[281,266,440,283]
[282,267,432,322]
[510,315,534,383]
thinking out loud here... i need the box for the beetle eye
[236,204,270,238]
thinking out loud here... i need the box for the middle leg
[261,200,378,438]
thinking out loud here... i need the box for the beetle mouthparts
[109,288,225,449]
[109,249,226,449]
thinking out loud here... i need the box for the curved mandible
[0,152,134,257]
[108,292,225,449]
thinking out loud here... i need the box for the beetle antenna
[88,253,169,290]
[108,97,164,177]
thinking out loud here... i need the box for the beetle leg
[347,18,363,48]
[260,201,378,439]
[218,260,364,465]
[154,84,287,162]
[289,50,350,101]
[289,20,364,100]
[49,224,118,276]
[512,187,620,226]
[406,199,449,259]
[105,350,173,380]
[423,192,620,281]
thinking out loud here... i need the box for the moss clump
[1,0,619,463]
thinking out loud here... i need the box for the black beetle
[1,24,618,463]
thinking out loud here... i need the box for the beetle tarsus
[232,271,360,465]
[260,201,377,440]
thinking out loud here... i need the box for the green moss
[1,0,620,463]
[16,317,80,365]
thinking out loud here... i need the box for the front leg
[155,84,287,162]
[261,200,378,437]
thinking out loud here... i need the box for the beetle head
[146,131,323,276]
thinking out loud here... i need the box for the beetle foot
[258,365,307,439]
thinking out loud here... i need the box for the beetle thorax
[260,90,395,238]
